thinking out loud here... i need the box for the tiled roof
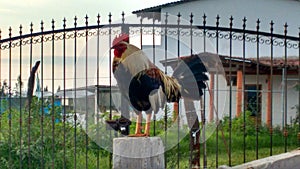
[161,53,299,75]
[253,57,299,68]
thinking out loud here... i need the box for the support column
[173,102,178,122]
[184,100,200,169]
[209,73,215,122]
[236,70,243,117]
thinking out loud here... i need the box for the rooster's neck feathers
[115,43,154,76]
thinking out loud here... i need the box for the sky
[0,0,176,39]
[0,0,179,91]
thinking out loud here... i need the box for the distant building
[161,53,299,126]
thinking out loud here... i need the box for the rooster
[112,33,208,137]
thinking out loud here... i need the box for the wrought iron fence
[0,12,299,169]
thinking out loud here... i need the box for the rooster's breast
[128,68,164,112]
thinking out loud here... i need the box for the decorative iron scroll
[0,24,299,50]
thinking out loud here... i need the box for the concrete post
[113,137,165,169]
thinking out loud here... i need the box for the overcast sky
[0,0,178,89]
[0,0,175,38]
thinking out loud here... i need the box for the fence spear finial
[122,11,125,24]
[256,19,260,31]
[74,16,77,27]
[177,12,181,24]
[242,17,247,29]
[97,13,101,25]
[202,13,206,26]
[270,20,274,33]
[63,18,66,29]
[189,13,193,25]
[165,12,169,25]
[41,20,44,31]
[51,19,55,30]
[30,22,33,34]
[216,15,220,27]
[9,27,12,38]
[284,22,288,36]
[229,16,234,28]
[108,13,112,24]
[85,15,89,26]
[19,24,22,36]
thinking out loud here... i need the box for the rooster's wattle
[112,34,208,137]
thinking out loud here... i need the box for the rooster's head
[112,33,129,58]
[112,33,130,72]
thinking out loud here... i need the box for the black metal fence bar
[255,19,260,160]
[108,13,113,169]
[40,21,45,169]
[202,14,208,169]
[215,15,220,168]
[96,14,101,169]
[299,29,300,148]
[242,17,247,163]
[51,19,55,169]
[284,23,289,153]
[270,20,274,157]
[228,16,233,167]
[73,16,78,169]
[176,12,181,169]
[8,27,12,169]
[18,25,23,169]
[28,23,33,169]
[0,13,299,169]
[164,12,169,169]
[62,18,67,169]
[84,15,89,169]
[2,23,300,45]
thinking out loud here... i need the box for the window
[244,84,262,121]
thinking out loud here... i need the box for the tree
[13,75,23,96]
[0,80,8,97]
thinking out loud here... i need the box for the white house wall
[211,74,298,126]
[136,0,299,126]
[150,0,300,57]
[161,0,300,36]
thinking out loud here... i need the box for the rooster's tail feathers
[173,54,208,100]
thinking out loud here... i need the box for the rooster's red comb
[112,33,129,47]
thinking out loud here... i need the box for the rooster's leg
[144,113,151,137]
[129,112,144,137]
[135,113,142,134]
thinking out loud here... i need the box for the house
[132,0,300,126]
[133,0,300,36]
[161,53,299,126]
[56,85,124,123]
[132,0,300,57]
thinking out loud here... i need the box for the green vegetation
[166,111,299,168]
[0,97,110,169]
[0,98,299,169]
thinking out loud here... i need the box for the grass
[164,121,299,168]
[0,101,299,168]
[165,132,298,168]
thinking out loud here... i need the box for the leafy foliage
[0,96,299,168]
[0,97,108,169]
